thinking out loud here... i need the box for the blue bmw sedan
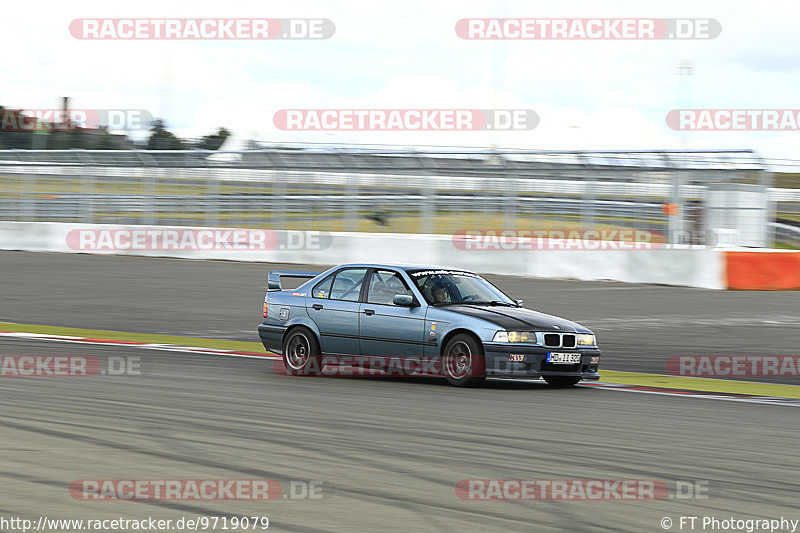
[258,264,600,387]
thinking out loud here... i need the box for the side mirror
[393,294,414,306]
[515,299,524,307]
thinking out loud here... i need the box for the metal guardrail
[0,148,796,246]
[0,147,768,174]
[772,222,800,248]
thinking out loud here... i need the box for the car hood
[439,305,588,333]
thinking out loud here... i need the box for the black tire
[282,327,323,376]
[543,376,581,387]
[442,333,486,387]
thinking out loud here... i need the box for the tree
[146,119,184,150]
[197,127,231,150]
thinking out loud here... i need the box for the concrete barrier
[2,221,786,290]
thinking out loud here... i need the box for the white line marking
[581,383,800,407]
[2,330,798,405]
[0,331,279,359]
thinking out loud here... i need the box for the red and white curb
[581,381,800,407]
[0,331,279,359]
[2,330,799,405]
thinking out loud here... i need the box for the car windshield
[407,269,516,306]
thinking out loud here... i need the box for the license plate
[547,352,582,364]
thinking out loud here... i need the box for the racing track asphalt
[1,337,799,532]
[1,250,799,383]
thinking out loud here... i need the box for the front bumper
[483,342,601,380]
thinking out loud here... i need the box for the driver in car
[432,281,451,304]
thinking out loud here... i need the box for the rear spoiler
[268,270,320,291]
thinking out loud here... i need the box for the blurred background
[2,0,800,248]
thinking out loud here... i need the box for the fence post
[344,174,357,232]
[578,153,596,231]
[82,170,95,223]
[208,169,220,227]
[143,171,156,225]
[419,156,434,234]
[22,173,36,221]
[275,173,286,231]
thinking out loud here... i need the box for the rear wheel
[543,376,581,387]
[442,333,486,387]
[282,327,322,376]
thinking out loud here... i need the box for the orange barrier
[726,251,800,290]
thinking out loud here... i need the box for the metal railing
[772,222,800,248]
[1,147,796,246]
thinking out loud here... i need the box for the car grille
[543,333,576,348]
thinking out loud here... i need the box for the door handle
[312,304,323,310]
[363,309,375,316]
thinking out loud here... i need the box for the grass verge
[599,369,800,398]
[1,322,798,397]
[0,322,266,353]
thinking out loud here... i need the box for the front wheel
[282,327,322,376]
[543,376,581,387]
[442,334,486,387]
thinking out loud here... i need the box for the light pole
[670,60,694,244]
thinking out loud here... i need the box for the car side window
[367,270,413,305]
[329,268,368,302]
[312,274,334,299]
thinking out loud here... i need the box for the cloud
[2,0,800,161]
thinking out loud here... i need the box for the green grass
[774,173,800,189]
[599,369,800,398]
[0,322,266,353]
[1,322,799,398]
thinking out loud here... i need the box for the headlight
[492,331,537,343]
[577,333,596,346]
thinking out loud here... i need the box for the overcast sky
[3,0,800,162]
